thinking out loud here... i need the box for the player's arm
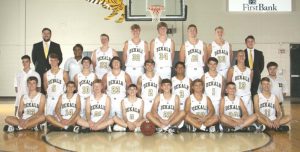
[36,94,46,116]
[112,49,119,57]
[136,76,142,97]
[168,95,180,122]
[149,39,155,59]
[250,70,254,82]
[63,71,69,84]
[18,95,25,118]
[91,50,97,70]
[55,95,64,121]
[35,73,42,92]
[64,59,70,75]
[85,97,91,122]
[178,44,185,62]
[206,97,215,119]
[219,97,225,117]
[203,42,208,64]
[125,72,132,88]
[121,100,128,122]
[239,98,249,119]
[144,41,150,60]
[274,96,283,121]
[102,74,108,92]
[122,41,128,66]
[171,39,175,64]
[43,73,48,94]
[226,67,234,82]
[14,75,18,93]
[221,76,226,97]
[151,95,163,121]
[67,95,81,123]
[229,43,233,65]
[74,74,79,88]
[138,100,144,121]
[206,43,212,64]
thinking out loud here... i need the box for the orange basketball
[141,121,156,136]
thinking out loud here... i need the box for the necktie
[44,42,49,58]
[249,49,253,69]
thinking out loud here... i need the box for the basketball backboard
[125,0,187,21]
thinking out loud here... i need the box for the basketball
[141,121,156,136]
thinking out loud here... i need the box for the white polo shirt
[64,57,82,81]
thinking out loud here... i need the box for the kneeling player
[4,76,46,132]
[254,77,291,131]
[46,81,81,133]
[220,82,257,132]
[185,79,218,132]
[113,84,145,132]
[77,79,114,132]
[146,79,185,133]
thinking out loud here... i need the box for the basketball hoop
[148,5,164,22]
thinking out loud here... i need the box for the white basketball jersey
[141,73,160,102]
[190,94,208,116]
[95,48,113,78]
[60,93,78,120]
[46,69,65,97]
[258,93,276,120]
[172,76,190,109]
[224,96,241,119]
[90,94,107,122]
[204,72,223,101]
[153,38,172,67]
[211,41,230,70]
[22,93,42,119]
[158,94,176,120]
[232,66,251,96]
[124,98,143,122]
[185,40,205,67]
[77,72,95,98]
[126,40,145,67]
[107,71,126,98]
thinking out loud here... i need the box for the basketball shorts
[80,96,87,119]
[210,99,221,115]
[186,66,204,81]
[110,96,124,118]
[218,68,229,79]
[240,95,253,115]
[143,99,154,118]
[155,66,171,80]
[46,96,60,115]
[126,66,144,84]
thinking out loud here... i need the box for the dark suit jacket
[244,49,264,96]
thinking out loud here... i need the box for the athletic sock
[199,124,206,131]
[64,126,69,130]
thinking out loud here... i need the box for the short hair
[261,77,270,83]
[175,61,185,68]
[187,24,197,31]
[100,33,109,41]
[42,28,51,34]
[109,56,123,69]
[66,81,76,87]
[21,55,31,60]
[144,59,155,66]
[157,22,168,30]
[73,44,83,51]
[81,56,92,64]
[27,76,38,84]
[226,82,236,87]
[207,57,218,64]
[214,26,224,31]
[161,79,172,85]
[128,84,137,89]
[267,62,278,69]
[131,24,141,30]
[93,79,102,85]
[245,35,255,42]
[237,49,245,54]
[191,79,204,93]
[49,53,59,59]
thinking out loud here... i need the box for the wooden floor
[0,98,299,152]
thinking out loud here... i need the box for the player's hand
[19,119,26,128]
[127,122,135,131]
[89,121,94,129]
[162,119,169,126]
[273,120,280,129]
[61,119,68,125]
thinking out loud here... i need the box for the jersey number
[159,53,168,61]
[132,54,140,61]
[238,82,246,90]
[65,109,74,116]
[264,109,271,117]
[100,62,108,69]
[51,85,56,92]
[217,56,225,63]
[191,55,199,62]
[163,111,172,119]
[148,89,153,97]
[111,86,120,94]
[94,111,102,117]
[26,109,35,116]
[82,86,90,94]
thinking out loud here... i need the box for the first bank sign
[228,0,292,12]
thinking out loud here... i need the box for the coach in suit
[244,35,264,98]
[32,28,63,94]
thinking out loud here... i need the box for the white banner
[228,0,292,12]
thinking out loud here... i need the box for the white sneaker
[209,126,216,133]
[192,126,197,132]
[107,125,112,133]
[73,126,81,134]
[134,127,141,132]
[219,124,224,132]
[113,125,126,132]
[4,125,15,133]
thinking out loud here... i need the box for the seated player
[184,79,218,132]
[113,84,145,132]
[4,76,46,132]
[254,77,291,131]
[45,81,81,133]
[146,79,185,133]
[76,79,114,132]
[220,82,257,132]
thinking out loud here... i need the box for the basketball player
[172,62,191,111]
[91,33,118,79]
[76,79,114,132]
[146,79,185,133]
[113,84,145,132]
[74,56,96,118]
[123,24,149,84]
[137,59,161,118]
[201,57,225,115]
[185,79,219,132]
[45,81,81,133]
[4,76,45,132]
[179,24,207,80]
[150,22,175,79]
[43,53,69,115]
[207,26,233,78]
[102,56,132,118]
[220,82,257,132]
[227,50,253,115]
[254,77,290,131]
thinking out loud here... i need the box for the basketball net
[148,5,164,22]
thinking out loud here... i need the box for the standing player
[77,79,114,132]
[102,56,132,118]
[14,55,41,116]
[179,24,207,80]
[207,26,233,78]
[43,53,69,115]
[227,50,253,115]
[137,59,161,118]
[74,57,96,119]
[220,82,257,132]
[171,62,191,111]
[91,33,118,79]
[146,79,185,133]
[45,81,81,132]
[4,76,46,132]
[185,79,219,132]
[202,57,225,115]
[123,24,149,84]
[150,22,175,79]
[113,84,144,132]
[254,77,290,131]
